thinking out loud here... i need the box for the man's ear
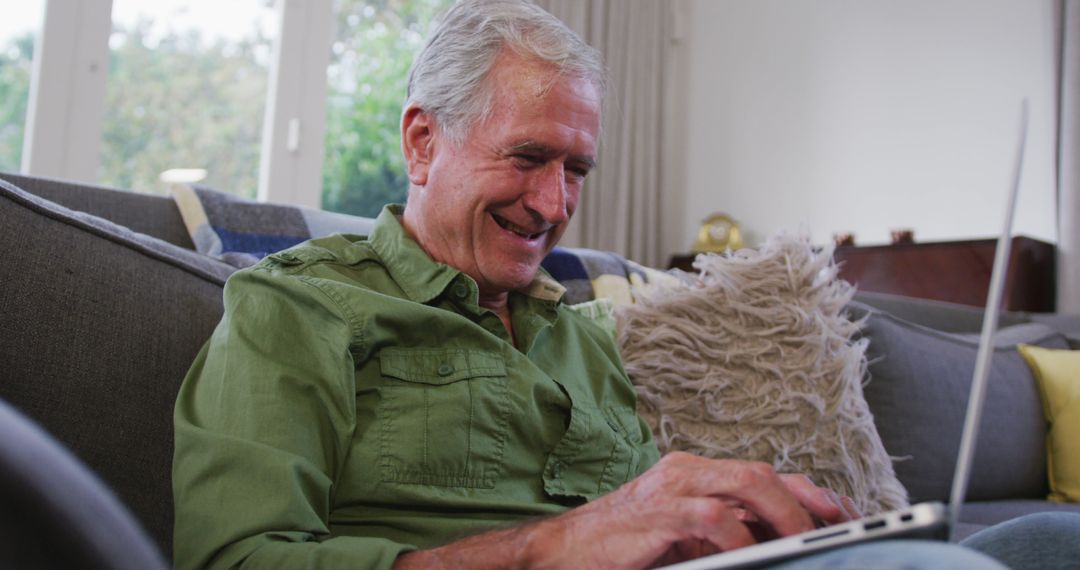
[402,104,435,186]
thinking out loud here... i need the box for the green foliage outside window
[0,0,449,210]
[322,0,450,218]
[100,19,271,195]
[0,34,34,173]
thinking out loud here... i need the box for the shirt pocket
[376,348,510,488]
[543,405,646,502]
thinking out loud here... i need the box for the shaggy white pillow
[615,234,908,515]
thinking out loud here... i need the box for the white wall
[669,0,1058,257]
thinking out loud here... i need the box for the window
[0,1,44,173]
[321,0,449,217]
[20,0,448,209]
[100,0,277,195]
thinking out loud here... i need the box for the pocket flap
[379,348,506,385]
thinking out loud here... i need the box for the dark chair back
[0,399,167,570]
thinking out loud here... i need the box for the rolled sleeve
[172,266,415,569]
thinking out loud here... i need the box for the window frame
[22,0,112,181]
[259,0,332,208]
[21,0,333,208]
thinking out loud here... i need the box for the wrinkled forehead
[480,53,602,130]
[489,49,602,102]
[486,51,604,115]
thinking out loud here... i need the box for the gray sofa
[2,171,1078,563]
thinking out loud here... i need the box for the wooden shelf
[668,236,1056,312]
[832,236,1056,312]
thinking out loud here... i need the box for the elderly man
[173,1,1078,569]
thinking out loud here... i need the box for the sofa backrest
[0,176,236,558]
[852,290,1032,333]
[848,301,1068,504]
[0,172,196,250]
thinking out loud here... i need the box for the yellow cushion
[1018,344,1080,502]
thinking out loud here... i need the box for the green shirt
[173,205,660,569]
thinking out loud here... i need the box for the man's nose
[524,163,569,225]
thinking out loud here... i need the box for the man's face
[402,54,601,300]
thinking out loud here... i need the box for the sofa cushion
[617,235,907,515]
[0,178,236,557]
[1017,345,1080,502]
[172,184,375,267]
[851,304,1070,504]
[541,246,682,305]
[1026,313,1080,349]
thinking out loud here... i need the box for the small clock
[693,213,744,253]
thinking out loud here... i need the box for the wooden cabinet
[668,236,1056,312]
[833,236,1055,312]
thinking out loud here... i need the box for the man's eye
[567,167,589,181]
[513,155,544,167]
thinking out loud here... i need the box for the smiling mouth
[491,213,548,240]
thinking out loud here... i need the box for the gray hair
[406,0,605,145]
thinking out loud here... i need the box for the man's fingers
[648,453,815,537]
[678,498,758,553]
[778,473,855,525]
[840,495,862,520]
[776,473,864,524]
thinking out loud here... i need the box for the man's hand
[395,452,861,569]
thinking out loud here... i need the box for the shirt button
[452,283,469,299]
[437,363,454,376]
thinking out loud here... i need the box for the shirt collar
[367,204,567,305]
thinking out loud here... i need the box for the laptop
[657,100,1030,570]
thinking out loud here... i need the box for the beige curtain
[538,0,673,268]
[1059,0,1080,313]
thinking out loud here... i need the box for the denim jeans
[960,512,1080,570]
[769,512,1080,570]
